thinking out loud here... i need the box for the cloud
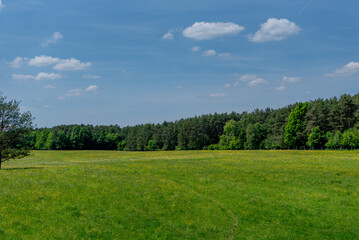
[0,0,4,11]
[191,46,200,52]
[249,18,301,42]
[176,85,184,89]
[53,58,91,71]
[86,85,98,92]
[13,72,62,81]
[36,72,62,80]
[235,74,268,87]
[59,85,98,99]
[43,84,56,89]
[12,55,91,71]
[42,32,64,47]
[202,49,216,56]
[282,76,301,83]
[274,76,301,91]
[12,74,34,81]
[183,22,245,40]
[325,62,359,77]
[275,85,286,91]
[224,83,231,88]
[43,105,51,108]
[210,93,226,98]
[28,55,60,67]
[162,30,174,40]
[9,57,26,68]
[248,78,268,87]
[82,74,101,79]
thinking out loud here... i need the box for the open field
[0,150,359,239]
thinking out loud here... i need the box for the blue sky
[1,0,359,127]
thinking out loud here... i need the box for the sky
[1,0,359,127]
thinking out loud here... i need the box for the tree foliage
[21,93,359,151]
[0,93,33,169]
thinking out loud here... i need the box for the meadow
[0,150,358,239]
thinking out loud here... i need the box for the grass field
[0,150,358,239]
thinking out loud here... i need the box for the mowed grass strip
[0,150,358,239]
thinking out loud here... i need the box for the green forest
[25,93,359,151]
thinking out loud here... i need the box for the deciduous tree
[0,93,33,169]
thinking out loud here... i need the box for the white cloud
[249,18,301,42]
[13,55,91,71]
[176,85,184,89]
[248,78,268,87]
[12,74,34,81]
[43,84,56,89]
[43,105,51,108]
[0,0,5,11]
[59,85,98,99]
[224,83,231,88]
[53,58,91,71]
[202,49,216,56]
[86,85,98,92]
[237,74,258,82]
[28,55,60,67]
[282,76,301,83]
[210,93,226,98]
[191,46,200,52]
[42,32,64,47]
[325,62,359,77]
[82,74,101,79]
[183,22,245,40]
[12,72,62,81]
[36,72,62,80]
[275,85,286,91]
[235,74,268,87]
[162,31,174,40]
[9,57,26,68]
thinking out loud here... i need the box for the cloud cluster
[29,56,60,67]
[183,22,245,40]
[10,55,91,71]
[275,76,302,91]
[53,58,92,71]
[249,18,301,42]
[59,85,98,99]
[42,32,64,47]
[13,72,62,81]
[325,62,359,77]
[234,74,268,87]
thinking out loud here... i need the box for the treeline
[25,93,359,151]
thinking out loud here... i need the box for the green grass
[1,150,359,239]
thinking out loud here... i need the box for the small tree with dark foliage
[0,93,33,169]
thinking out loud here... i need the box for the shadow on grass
[1,167,45,171]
